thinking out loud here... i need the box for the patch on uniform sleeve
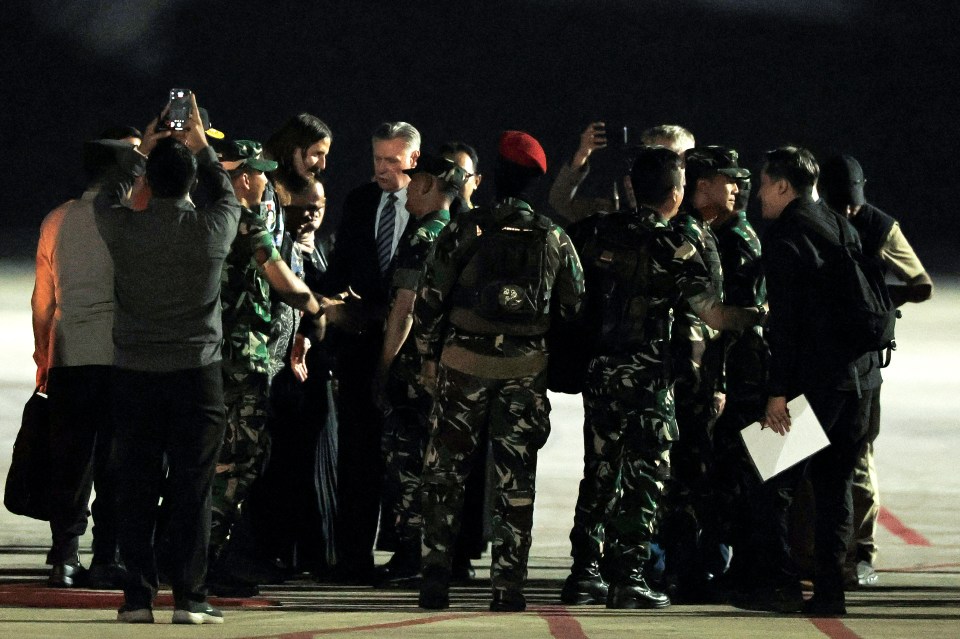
[674,242,698,261]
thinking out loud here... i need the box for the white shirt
[374,187,410,261]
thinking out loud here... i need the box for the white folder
[739,395,830,482]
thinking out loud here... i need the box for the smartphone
[161,88,192,131]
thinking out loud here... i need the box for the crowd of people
[28,93,933,623]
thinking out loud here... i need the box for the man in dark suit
[322,122,421,582]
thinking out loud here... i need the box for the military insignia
[499,284,524,311]
[674,242,697,261]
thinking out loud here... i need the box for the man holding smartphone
[95,92,239,625]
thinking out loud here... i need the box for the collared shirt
[374,187,410,262]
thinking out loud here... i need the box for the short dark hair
[439,141,479,173]
[146,138,197,198]
[83,126,144,185]
[630,145,684,208]
[763,146,818,195]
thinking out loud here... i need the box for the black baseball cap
[819,154,866,209]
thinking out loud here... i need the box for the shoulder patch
[674,242,698,261]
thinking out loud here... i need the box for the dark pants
[46,365,119,565]
[752,387,876,597]
[113,363,225,608]
[331,334,384,576]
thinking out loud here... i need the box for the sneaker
[117,604,154,623]
[172,601,224,625]
[856,561,879,587]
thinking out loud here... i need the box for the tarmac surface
[0,260,958,638]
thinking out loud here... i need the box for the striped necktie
[376,193,397,273]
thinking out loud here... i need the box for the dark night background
[2,0,958,274]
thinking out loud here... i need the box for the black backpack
[452,205,553,333]
[804,207,898,367]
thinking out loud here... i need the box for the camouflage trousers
[569,354,676,573]
[660,337,725,581]
[421,364,551,593]
[380,375,434,548]
[210,369,271,559]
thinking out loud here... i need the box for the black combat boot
[560,559,608,605]
[607,567,671,609]
[373,539,421,586]
[490,589,526,612]
[418,565,450,610]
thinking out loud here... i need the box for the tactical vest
[449,200,553,336]
[581,213,665,353]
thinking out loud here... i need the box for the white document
[740,395,830,482]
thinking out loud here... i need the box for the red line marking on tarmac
[0,584,274,609]
[878,506,932,546]
[535,605,590,639]
[810,618,863,639]
[238,612,486,638]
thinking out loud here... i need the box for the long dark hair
[264,113,332,191]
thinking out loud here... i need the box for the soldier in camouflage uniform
[210,141,328,594]
[561,146,765,609]
[415,132,585,612]
[660,146,750,600]
[709,172,769,590]
[373,156,467,583]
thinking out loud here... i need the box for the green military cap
[685,145,750,180]
[219,139,278,172]
[404,154,468,194]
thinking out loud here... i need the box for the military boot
[607,567,671,609]
[418,565,450,610]
[560,559,608,605]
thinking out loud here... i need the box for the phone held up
[158,88,192,131]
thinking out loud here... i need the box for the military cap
[685,146,750,180]
[498,130,547,175]
[219,139,278,172]
[404,154,469,194]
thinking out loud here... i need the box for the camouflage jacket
[221,204,281,375]
[714,211,765,308]
[715,210,768,400]
[266,232,303,378]
[415,197,585,378]
[390,208,451,383]
[670,208,725,388]
[584,207,717,379]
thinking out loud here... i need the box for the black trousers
[331,334,384,575]
[751,387,876,596]
[46,365,119,565]
[113,363,225,608]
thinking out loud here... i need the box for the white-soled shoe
[172,601,224,624]
[857,561,880,587]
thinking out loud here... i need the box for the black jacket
[762,196,881,397]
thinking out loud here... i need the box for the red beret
[498,130,547,175]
